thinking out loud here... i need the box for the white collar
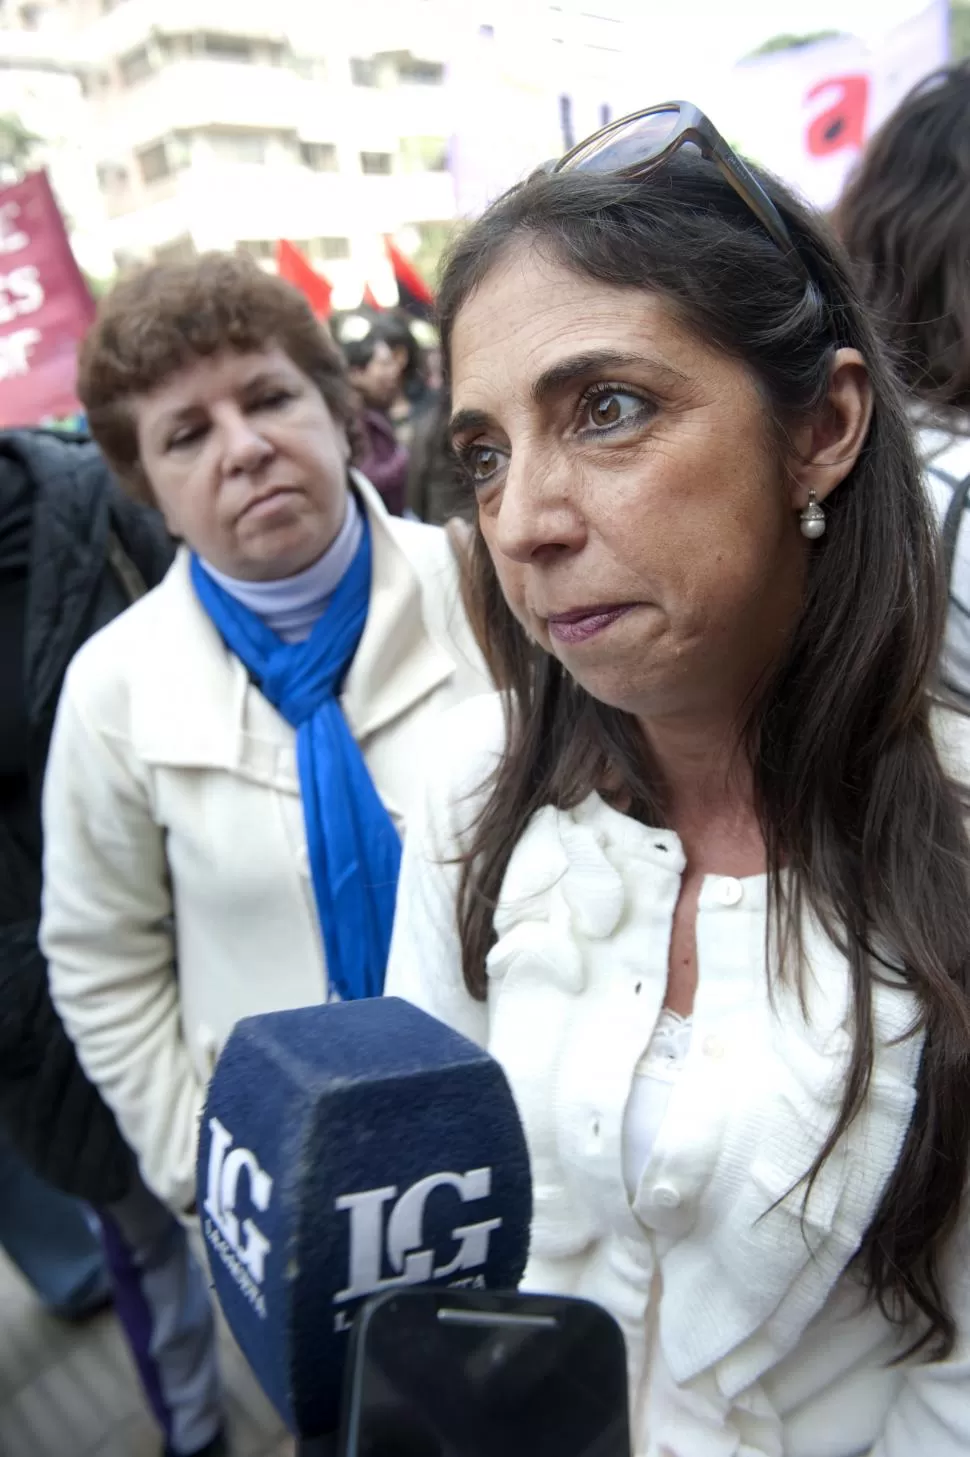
[198,492,363,643]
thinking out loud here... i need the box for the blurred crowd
[329,306,464,528]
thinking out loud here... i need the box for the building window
[154,236,196,266]
[80,69,112,98]
[286,239,350,263]
[119,43,157,87]
[96,162,129,191]
[399,136,448,173]
[360,151,392,176]
[137,140,173,184]
[349,57,375,86]
[200,33,257,62]
[159,33,196,61]
[350,57,378,86]
[292,56,327,81]
[308,237,350,262]
[395,55,445,85]
[236,240,275,261]
[203,128,270,165]
[299,142,337,172]
[136,134,190,184]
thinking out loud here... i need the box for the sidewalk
[0,1248,291,1457]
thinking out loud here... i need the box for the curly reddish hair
[78,252,357,502]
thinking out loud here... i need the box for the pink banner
[0,170,95,428]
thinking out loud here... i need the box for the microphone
[196,997,533,1441]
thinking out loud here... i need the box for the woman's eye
[582,389,647,431]
[253,391,292,411]
[168,426,204,451]
[461,445,504,485]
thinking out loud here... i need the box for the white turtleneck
[199,492,364,643]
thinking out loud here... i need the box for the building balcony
[101,157,457,255]
[92,58,306,145]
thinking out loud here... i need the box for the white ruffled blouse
[623,1008,692,1203]
[385,694,970,1457]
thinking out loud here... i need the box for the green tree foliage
[0,113,42,177]
[952,1,970,61]
[411,219,462,290]
[747,30,845,59]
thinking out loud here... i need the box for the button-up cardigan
[386,693,970,1457]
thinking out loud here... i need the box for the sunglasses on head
[553,100,812,285]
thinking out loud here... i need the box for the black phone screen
[341,1290,630,1457]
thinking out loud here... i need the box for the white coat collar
[131,472,456,773]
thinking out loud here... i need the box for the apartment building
[2,0,639,301]
[54,0,469,303]
[0,0,113,277]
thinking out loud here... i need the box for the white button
[714,877,743,906]
[703,1034,725,1060]
[651,1183,681,1211]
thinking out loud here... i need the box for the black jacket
[0,430,174,1203]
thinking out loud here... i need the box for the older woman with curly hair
[44,251,490,1205]
[38,253,490,1451]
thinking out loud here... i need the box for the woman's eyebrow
[448,350,691,443]
[530,349,688,404]
[448,407,493,443]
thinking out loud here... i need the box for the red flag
[275,239,332,319]
[0,170,95,428]
[385,239,434,321]
[362,283,382,309]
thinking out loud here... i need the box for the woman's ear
[785,348,873,510]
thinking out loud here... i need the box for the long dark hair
[436,158,970,1358]
[836,62,970,413]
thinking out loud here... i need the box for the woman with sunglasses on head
[386,104,970,1457]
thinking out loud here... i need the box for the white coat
[386,693,970,1457]
[41,476,491,1212]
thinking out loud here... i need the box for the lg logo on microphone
[203,1118,273,1319]
[333,1169,501,1332]
[201,1117,501,1331]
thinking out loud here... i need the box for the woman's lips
[239,487,299,521]
[546,604,638,645]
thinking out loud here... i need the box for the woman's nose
[491,451,585,563]
[219,410,274,476]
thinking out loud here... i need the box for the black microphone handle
[296,1435,339,1457]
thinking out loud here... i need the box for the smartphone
[337,1287,631,1457]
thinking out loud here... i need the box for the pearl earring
[799,490,826,540]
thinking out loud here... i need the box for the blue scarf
[190,522,401,1002]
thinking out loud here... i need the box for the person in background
[406,392,466,527]
[375,310,438,448]
[342,332,410,515]
[0,428,224,1457]
[837,62,970,700]
[40,251,490,1256]
[386,108,970,1454]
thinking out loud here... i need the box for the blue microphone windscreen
[197,997,532,1437]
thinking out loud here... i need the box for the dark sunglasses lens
[564,107,681,173]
